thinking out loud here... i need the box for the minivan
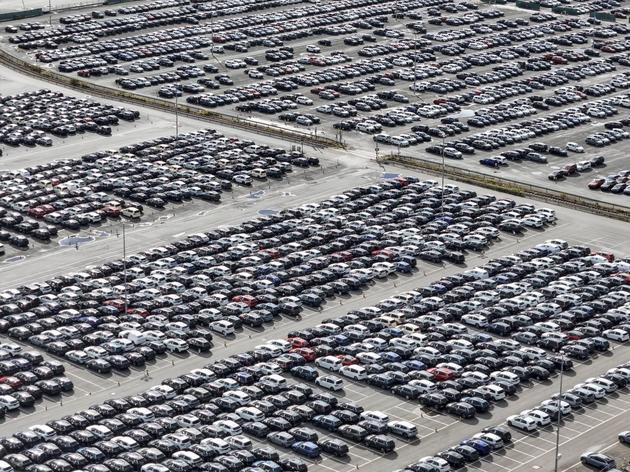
[387,421,417,439]
[315,376,343,391]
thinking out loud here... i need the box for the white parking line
[505,448,536,459]
[479,458,512,471]
[505,397,630,471]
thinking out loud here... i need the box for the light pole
[122,222,128,314]
[440,134,445,213]
[553,356,565,472]
[175,85,180,138]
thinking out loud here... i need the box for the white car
[315,375,344,391]
[340,364,367,381]
[603,329,629,342]
[507,414,537,432]
[417,456,451,472]
[164,339,189,353]
[576,160,592,171]
[566,142,584,152]
[540,399,571,416]
[210,320,235,336]
[66,350,90,364]
[573,382,607,398]
[520,409,551,427]
[585,377,618,393]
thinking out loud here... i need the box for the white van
[251,168,267,179]
[122,207,142,219]
[340,364,367,381]
[315,355,342,371]
[315,375,344,391]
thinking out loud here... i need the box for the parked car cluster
[4,241,628,472]
[286,242,630,419]
[394,358,630,471]
[0,178,551,373]
[0,342,71,416]
[0,129,319,249]
[0,89,139,148]
[0,367,319,472]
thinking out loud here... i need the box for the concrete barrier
[0,48,344,149]
[384,154,630,222]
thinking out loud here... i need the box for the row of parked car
[393,358,630,472]
[0,341,71,415]
[0,89,138,149]
[5,243,619,471]
[281,243,630,422]
[0,128,318,248]
[0,177,551,373]
[588,168,630,196]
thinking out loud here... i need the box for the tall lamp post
[553,356,565,472]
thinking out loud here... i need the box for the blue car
[404,360,427,371]
[460,438,491,456]
[381,351,402,363]
[480,158,500,168]
[381,327,403,338]
[291,366,318,381]
[396,261,413,273]
[291,441,320,458]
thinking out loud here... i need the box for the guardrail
[384,154,630,222]
[0,48,344,149]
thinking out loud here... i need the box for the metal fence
[0,48,343,150]
[0,8,42,22]
[386,154,630,222]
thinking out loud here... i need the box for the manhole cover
[58,235,95,247]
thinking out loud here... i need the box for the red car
[290,348,317,362]
[103,299,126,311]
[289,337,309,349]
[588,178,605,189]
[232,295,257,307]
[336,355,357,366]
[592,251,615,262]
[0,376,21,389]
[428,367,455,381]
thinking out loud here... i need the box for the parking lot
[4,0,630,201]
[1,1,630,472]
[0,151,629,471]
